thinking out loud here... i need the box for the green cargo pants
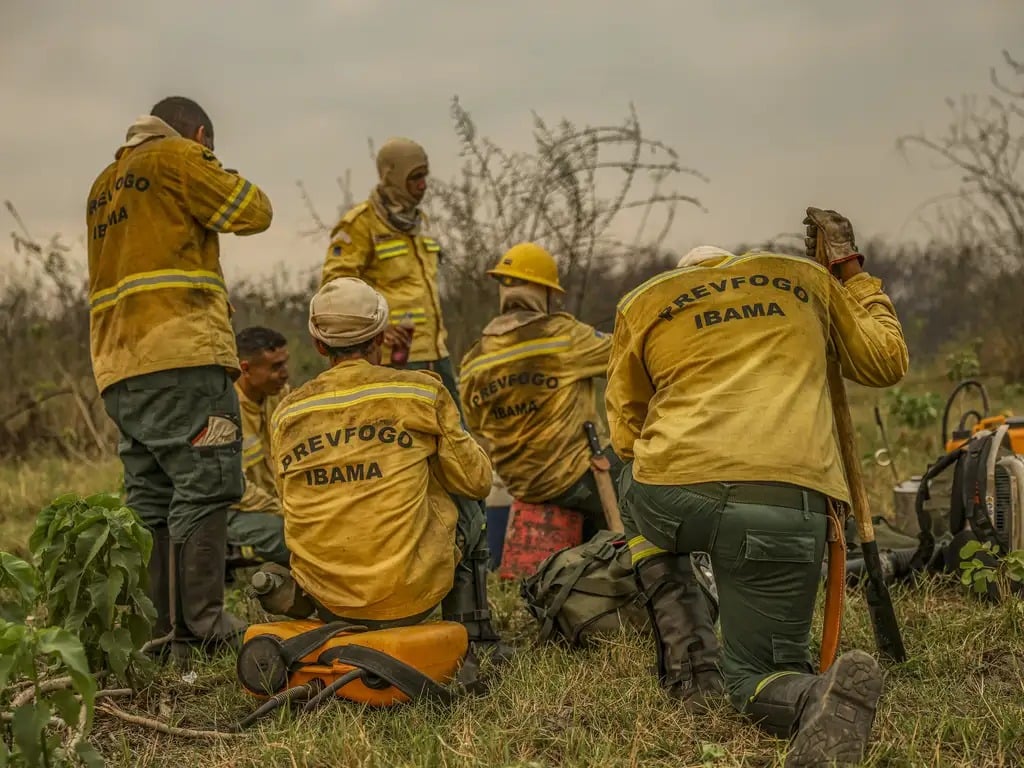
[620,466,828,712]
[549,448,625,540]
[101,365,244,542]
[226,510,290,566]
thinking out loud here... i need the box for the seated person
[251,277,508,667]
[227,326,292,567]
[458,243,621,539]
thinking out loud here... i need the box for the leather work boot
[635,553,725,712]
[442,540,513,692]
[746,650,884,767]
[171,509,246,666]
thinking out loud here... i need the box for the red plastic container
[498,500,584,579]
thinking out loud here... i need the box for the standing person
[228,327,292,567]
[86,96,273,657]
[458,243,620,539]
[320,138,459,404]
[605,209,908,767]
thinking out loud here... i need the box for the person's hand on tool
[804,207,864,281]
[384,324,413,349]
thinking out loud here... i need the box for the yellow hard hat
[487,242,564,293]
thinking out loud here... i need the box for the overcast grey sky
[1,0,1020,285]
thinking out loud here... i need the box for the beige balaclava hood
[371,137,429,232]
[116,115,181,158]
[308,277,390,349]
[676,245,736,268]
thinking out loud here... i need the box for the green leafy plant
[958,539,1024,598]
[0,553,39,623]
[28,493,156,687]
[944,347,982,382]
[0,621,102,767]
[886,387,942,430]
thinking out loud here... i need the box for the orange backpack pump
[233,619,468,729]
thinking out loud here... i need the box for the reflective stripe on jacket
[458,312,611,502]
[86,137,272,391]
[269,360,491,621]
[321,203,446,364]
[606,252,908,503]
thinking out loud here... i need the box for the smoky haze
[1,0,1020,284]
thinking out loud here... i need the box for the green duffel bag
[520,531,651,646]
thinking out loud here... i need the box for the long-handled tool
[814,225,907,664]
[582,422,624,532]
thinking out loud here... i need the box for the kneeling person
[607,209,909,767]
[459,243,620,538]
[227,326,292,567]
[254,278,507,662]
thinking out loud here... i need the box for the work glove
[803,207,864,274]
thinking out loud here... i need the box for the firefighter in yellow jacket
[251,277,509,677]
[320,139,459,404]
[86,96,273,657]
[227,327,291,567]
[606,209,908,768]
[459,243,620,538]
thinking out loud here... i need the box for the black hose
[941,379,990,445]
[301,668,365,713]
[231,680,323,731]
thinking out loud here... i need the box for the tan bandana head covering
[498,281,549,314]
[308,277,390,349]
[116,115,180,158]
[371,138,429,232]
[677,245,736,268]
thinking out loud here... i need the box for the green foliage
[0,621,102,767]
[944,348,981,382]
[886,387,942,429]
[0,553,38,623]
[959,539,1024,598]
[29,493,156,685]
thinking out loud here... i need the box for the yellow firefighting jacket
[270,359,491,621]
[232,382,288,515]
[321,203,447,365]
[459,312,612,502]
[86,137,272,393]
[607,252,908,503]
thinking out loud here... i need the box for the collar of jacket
[482,309,548,336]
[235,380,267,413]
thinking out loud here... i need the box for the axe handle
[815,230,906,662]
[583,421,624,533]
[592,468,625,533]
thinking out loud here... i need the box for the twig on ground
[140,631,174,654]
[11,676,72,707]
[96,701,244,739]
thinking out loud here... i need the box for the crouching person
[458,243,621,539]
[251,277,510,680]
[605,209,908,767]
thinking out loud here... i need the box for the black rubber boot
[746,650,883,767]
[171,510,246,664]
[146,525,172,659]
[442,539,513,691]
[635,553,725,712]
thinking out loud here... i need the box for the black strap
[911,447,963,571]
[280,621,368,667]
[316,644,456,704]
